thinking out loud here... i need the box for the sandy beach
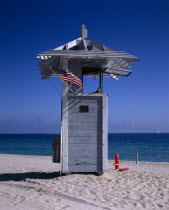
[0,154,169,210]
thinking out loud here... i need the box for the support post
[61,57,69,173]
[136,152,138,164]
[102,94,108,171]
[99,71,103,93]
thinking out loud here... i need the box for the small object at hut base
[119,167,129,172]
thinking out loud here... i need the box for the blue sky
[0,0,169,133]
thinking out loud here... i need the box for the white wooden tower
[37,25,138,175]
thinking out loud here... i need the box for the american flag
[51,68,82,88]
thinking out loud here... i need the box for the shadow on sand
[0,171,62,182]
[0,171,99,182]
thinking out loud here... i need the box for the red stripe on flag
[57,70,82,88]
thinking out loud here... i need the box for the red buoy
[115,153,120,170]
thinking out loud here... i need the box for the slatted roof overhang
[37,25,138,79]
[37,50,138,62]
[37,51,137,79]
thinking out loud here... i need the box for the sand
[0,154,169,210]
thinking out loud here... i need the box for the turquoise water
[0,133,169,162]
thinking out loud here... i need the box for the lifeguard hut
[37,25,138,175]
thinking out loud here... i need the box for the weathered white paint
[65,94,108,173]
[61,58,69,173]
[68,164,102,172]
[102,94,108,171]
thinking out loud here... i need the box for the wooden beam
[61,58,69,173]
[38,49,132,56]
[37,50,138,62]
[102,94,108,171]
[80,24,88,40]
[104,68,132,76]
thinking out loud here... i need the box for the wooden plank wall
[68,95,103,172]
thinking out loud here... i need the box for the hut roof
[37,25,138,79]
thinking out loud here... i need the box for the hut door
[68,96,102,172]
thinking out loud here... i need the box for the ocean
[0,133,169,162]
